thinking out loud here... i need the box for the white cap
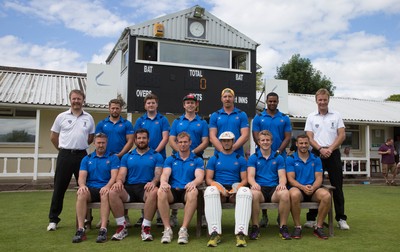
[218,131,235,140]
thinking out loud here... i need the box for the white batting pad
[204,186,222,235]
[235,187,252,235]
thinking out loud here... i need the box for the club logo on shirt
[155,121,159,125]
[68,120,72,124]
[294,162,300,167]
[315,124,320,128]
[234,162,239,165]
[83,122,87,128]
[272,161,277,165]
[106,160,110,164]
[331,121,335,129]
[235,116,239,120]
[88,161,93,165]
[190,163,194,166]
[173,161,178,166]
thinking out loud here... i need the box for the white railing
[0,154,374,180]
[0,153,58,180]
[342,157,370,177]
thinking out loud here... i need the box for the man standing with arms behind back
[304,88,349,230]
[96,98,134,159]
[47,89,95,231]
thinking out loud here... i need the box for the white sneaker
[141,226,154,241]
[177,227,189,244]
[47,222,57,231]
[111,225,128,240]
[161,227,173,243]
[337,219,350,230]
[303,221,316,228]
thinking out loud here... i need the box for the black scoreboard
[126,38,257,117]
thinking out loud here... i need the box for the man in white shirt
[304,88,349,230]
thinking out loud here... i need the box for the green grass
[1,185,399,252]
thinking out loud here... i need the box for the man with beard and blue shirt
[72,133,120,243]
[108,128,163,242]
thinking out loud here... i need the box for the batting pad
[235,187,252,235]
[204,186,222,235]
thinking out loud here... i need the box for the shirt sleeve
[239,111,250,129]
[252,115,260,132]
[170,119,178,136]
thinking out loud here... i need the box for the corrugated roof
[257,92,400,124]
[0,66,104,109]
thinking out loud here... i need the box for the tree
[385,94,400,102]
[275,54,335,95]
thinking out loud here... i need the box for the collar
[217,107,241,115]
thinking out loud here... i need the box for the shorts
[171,188,187,203]
[124,184,146,202]
[299,190,313,202]
[382,163,397,174]
[260,186,277,203]
[88,187,101,202]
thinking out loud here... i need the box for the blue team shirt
[286,151,323,185]
[96,116,134,154]
[247,148,285,187]
[163,152,204,189]
[133,112,170,159]
[206,152,247,185]
[252,109,292,156]
[209,107,249,156]
[170,114,209,155]
[121,148,164,184]
[80,151,120,189]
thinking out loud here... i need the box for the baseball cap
[182,93,197,102]
[221,88,235,97]
[218,131,235,140]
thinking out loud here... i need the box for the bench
[83,185,334,238]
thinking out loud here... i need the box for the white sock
[116,216,126,226]
[142,218,152,227]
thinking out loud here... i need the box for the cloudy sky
[1,0,400,100]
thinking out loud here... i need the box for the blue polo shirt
[252,109,292,155]
[163,152,204,189]
[209,107,249,156]
[170,114,209,155]
[286,151,323,185]
[96,116,134,154]
[206,152,247,185]
[247,148,285,187]
[121,148,164,184]
[80,151,120,189]
[133,112,170,159]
